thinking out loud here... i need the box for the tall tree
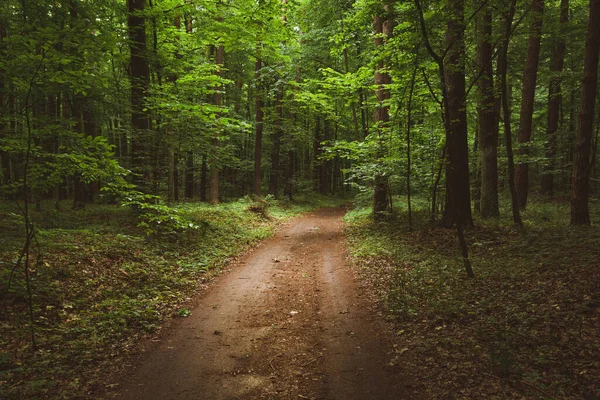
[210,43,224,204]
[515,0,544,209]
[499,0,524,228]
[269,85,283,196]
[128,0,151,189]
[0,24,10,188]
[571,0,600,225]
[541,0,569,195]
[254,55,264,198]
[372,0,393,221]
[477,3,499,218]
[440,0,472,228]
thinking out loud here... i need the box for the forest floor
[105,207,419,400]
[344,197,600,400]
[2,197,599,399]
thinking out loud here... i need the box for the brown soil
[108,208,418,400]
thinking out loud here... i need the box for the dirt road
[111,208,416,400]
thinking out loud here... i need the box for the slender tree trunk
[477,4,499,218]
[210,44,224,204]
[359,90,368,138]
[168,148,176,202]
[320,119,331,194]
[571,0,600,225]
[541,0,569,196]
[254,56,264,198]
[515,0,544,209]
[284,149,293,200]
[269,86,283,196]
[185,152,194,198]
[406,54,418,231]
[500,0,524,228]
[200,155,207,201]
[0,25,10,188]
[173,152,179,201]
[313,116,322,192]
[128,0,151,190]
[431,145,446,222]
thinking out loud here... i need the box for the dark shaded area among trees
[0,0,598,225]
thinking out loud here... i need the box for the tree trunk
[284,149,294,200]
[320,119,331,195]
[200,155,207,201]
[254,56,264,198]
[499,0,524,228]
[372,2,393,221]
[571,0,600,225]
[128,0,151,190]
[174,152,179,201]
[406,53,418,231]
[515,0,544,209]
[541,0,568,196]
[440,0,472,228]
[0,25,10,188]
[185,152,194,198]
[477,4,499,218]
[359,90,369,138]
[269,86,283,196]
[210,43,224,205]
[313,116,322,192]
[168,147,176,202]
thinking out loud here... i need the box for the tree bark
[210,43,224,205]
[406,53,418,231]
[185,152,194,198]
[440,0,472,228]
[541,0,568,196]
[320,119,331,195]
[515,0,545,209]
[269,86,283,196]
[477,4,499,218]
[571,0,600,225]
[284,149,294,200]
[372,2,393,221]
[168,147,176,202]
[200,155,207,201]
[313,116,322,192]
[0,26,10,188]
[254,56,264,198]
[499,0,524,228]
[128,0,151,190]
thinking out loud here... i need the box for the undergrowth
[0,193,340,399]
[345,197,600,400]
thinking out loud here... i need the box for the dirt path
[110,208,416,400]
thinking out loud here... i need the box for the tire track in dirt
[110,208,416,400]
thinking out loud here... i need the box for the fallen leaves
[345,204,600,399]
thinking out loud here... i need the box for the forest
[0,0,599,398]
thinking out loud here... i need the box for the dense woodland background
[0,0,598,222]
[1,0,599,398]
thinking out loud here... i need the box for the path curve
[110,208,415,400]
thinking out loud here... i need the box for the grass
[344,196,600,400]
[0,193,344,399]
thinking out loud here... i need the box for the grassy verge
[0,194,342,399]
[344,197,599,399]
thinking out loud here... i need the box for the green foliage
[121,191,200,238]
